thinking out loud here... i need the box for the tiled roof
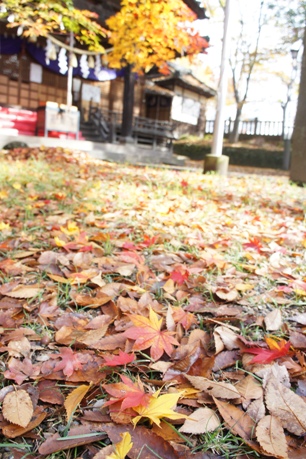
[152,73,216,98]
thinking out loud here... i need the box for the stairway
[79,120,108,142]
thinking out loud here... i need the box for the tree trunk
[290,27,306,183]
[228,106,242,143]
[121,64,135,142]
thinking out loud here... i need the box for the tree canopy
[0,0,108,51]
[105,0,208,73]
[0,0,208,71]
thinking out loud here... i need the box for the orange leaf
[64,384,91,421]
[124,307,179,360]
[103,375,151,411]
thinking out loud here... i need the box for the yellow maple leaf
[60,221,80,235]
[106,432,133,459]
[0,222,10,231]
[12,182,22,191]
[54,236,66,247]
[132,392,186,427]
[0,190,8,199]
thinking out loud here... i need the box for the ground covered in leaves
[1,146,306,459]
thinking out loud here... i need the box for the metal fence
[205,118,293,137]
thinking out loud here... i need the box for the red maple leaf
[122,241,138,250]
[141,235,158,247]
[103,375,151,410]
[243,237,263,252]
[50,347,84,377]
[242,338,291,364]
[181,179,189,188]
[103,350,135,367]
[124,307,179,361]
[170,268,189,285]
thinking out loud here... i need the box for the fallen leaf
[103,350,135,367]
[265,375,306,436]
[241,338,291,364]
[38,425,107,455]
[101,423,181,459]
[2,406,46,438]
[64,384,91,421]
[5,285,42,298]
[256,415,288,459]
[132,392,186,427]
[50,347,84,377]
[124,307,179,360]
[213,326,240,350]
[185,375,241,400]
[235,375,263,403]
[179,407,220,434]
[264,309,282,331]
[2,390,34,428]
[246,397,266,422]
[103,375,151,411]
[213,398,256,441]
[106,432,133,459]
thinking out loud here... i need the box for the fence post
[254,117,258,135]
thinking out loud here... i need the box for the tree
[0,0,107,51]
[267,0,306,181]
[105,0,208,140]
[290,25,306,182]
[228,0,265,143]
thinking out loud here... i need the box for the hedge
[173,143,283,169]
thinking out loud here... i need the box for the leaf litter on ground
[1,146,306,458]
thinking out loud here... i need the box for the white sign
[45,104,79,135]
[82,83,101,103]
[171,95,201,125]
[30,63,42,84]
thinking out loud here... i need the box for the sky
[192,0,302,124]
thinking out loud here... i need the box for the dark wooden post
[121,64,135,143]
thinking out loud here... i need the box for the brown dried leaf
[235,375,263,402]
[2,390,34,427]
[179,407,220,434]
[289,331,306,349]
[7,337,32,358]
[215,289,238,302]
[186,375,241,400]
[212,350,240,372]
[5,285,42,298]
[2,406,46,438]
[38,380,65,405]
[246,397,266,423]
[265,375,306,436]
[256,415,288,459]
[38,425,107,455]
[264,309,282,331]
[213,398,256,441]
[101,423,181,459]
[88,332,127,350]
[213,326,240,350]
